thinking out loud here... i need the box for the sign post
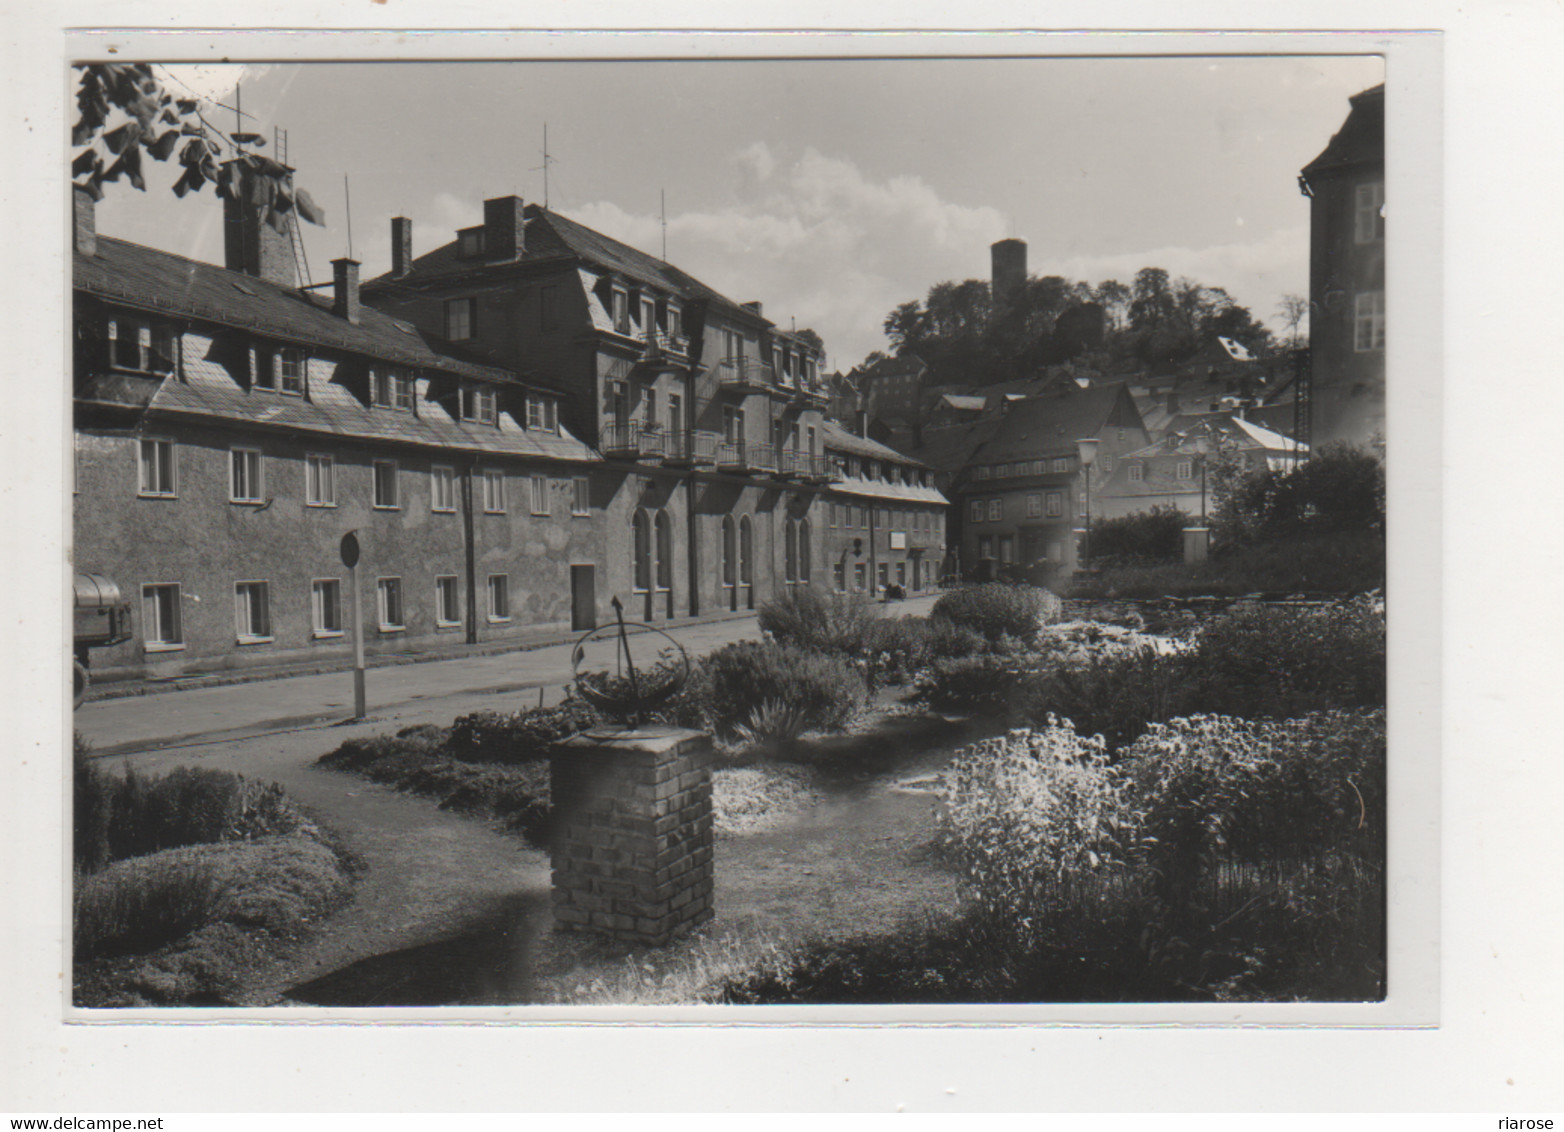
[341,531,366,720]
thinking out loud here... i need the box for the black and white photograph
[61,45,1409,1015]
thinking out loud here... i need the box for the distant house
[1300,82,1385,448]
[1097,415,1306,523]
[912,381,1149,576]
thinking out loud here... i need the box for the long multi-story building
[72,176,946,681]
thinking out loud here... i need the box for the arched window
[738,515,753,586]
[721,516,736,587]
[798,518,811,583]
[784,519,798,583]
[654,509,673,592]
[632,509,652,592]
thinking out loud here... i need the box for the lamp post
[1076,437,1100,572]
[1194,433,1212,525]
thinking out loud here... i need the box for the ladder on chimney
[276,126,315,291]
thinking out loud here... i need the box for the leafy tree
[1276,293,1309,350]
[72,63,324,233]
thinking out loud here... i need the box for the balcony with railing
[713,356,778,393]
[660,429,721,467]
[715,439,777,475]
[794,378,831,407]
[638,329,690,367]
[600,421,666,461]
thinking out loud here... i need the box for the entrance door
[571,565,596,631]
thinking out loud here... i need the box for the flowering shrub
[931,583,1059,644]
[446,702,601,765]
[917,655,1037,712]
[758,587,879,654]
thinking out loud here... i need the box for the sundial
[570,595,691,723]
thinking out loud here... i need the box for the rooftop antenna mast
[530,124,555,210]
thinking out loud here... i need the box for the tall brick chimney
[483,195,526,262]
[991,238,1027,311]
[391,217,413,277]
[73,185,97,257]
[222,160,299,288]
[332,258,361,324]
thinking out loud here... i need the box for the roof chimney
[991,238,1027,311]
[855,409,869,438]
[222,159,299,287]
[73,185,97,257]
[482,195,526,262]
[391,217,413,277]
[742,301,763,318]
[332,258,361,324]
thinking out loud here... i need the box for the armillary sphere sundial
[570,595,691,726]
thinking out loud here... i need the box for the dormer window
[526,393,558,433]
[640,296,657,342]
[459,228,486,258]
[372,367,415,412]
[278,348,305,395]
[666,303,683,342]
[612,287,630,335]
[108,316,176,375]
[461,384,498,425]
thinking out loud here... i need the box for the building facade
[1096,415,1305,522]
[1300,82,1385,448]
[73,184,947,681]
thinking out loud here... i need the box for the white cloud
[572,147,1007,367]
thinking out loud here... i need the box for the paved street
[73,594,942,756]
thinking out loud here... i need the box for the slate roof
[76,237,524,387]
[966,383,1138,465]
[1302,83,1385,179]
[821,420,930,469]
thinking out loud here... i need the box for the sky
[86,54,1383,370]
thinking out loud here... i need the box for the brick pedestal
[548,725,715,946]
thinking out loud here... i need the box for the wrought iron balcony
[600,421,666,461]
[661,429,720,467]
[715,439,777,475]
[638,329,689,366]
[794,380,831,407]
[713,356,777,393]
[801,453,841,483]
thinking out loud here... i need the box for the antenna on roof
[531,124,554,210]
[344,175,354,259]
[234,84,244,154]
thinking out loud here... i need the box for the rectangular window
[484,469,506,513]
[1127,464,1144,484]
[459,229,485,258]
[723,328,743,360]
[531,474,550,516]
[1046,491,1063,517]
[1026,492,1043,518]
[854,562,866,593]
[1355,291,1386,352]
[667,305,682,341]
[395,372,415,412]
[234,581,272,642]
[1177,461,1193,481]
[377,577,404,631]
[978,535,994,559]
[373,459,399,509]
[431,465,457,513]
[987,499,1003,522]
[278,349,304,395]
[306,453,335,507]
[527,395,544,431]
[311,579,342,637]
[668,393,681,434]
[230,448,264,503]
[371,368,394,408]
[973,465,990,480]
[1355,180,1385,243]
[463,385,497,425]
[1054,457,1070,473]
[138,438,177,497]
[141,583,183,650]
[435,576,461,626]
[253,346,275,391]
[641,297,657,340]
[110,318,176,374]
[445,297,476,341]
[970,500,984,524]
[572,476,590,516]
[487,574,510,622]
[1101,454,1114,474]
[612,289,630,335]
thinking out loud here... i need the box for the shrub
[1214,442,1384,546]
[1089,504,1188,565]
[758,586,879,654]
[74,733,113,875]
[918,655,1036,713]
[74,854,230,960]
[446,701,601,765]
[932,583,1059,644]
[1027,645,1193,752]
[694,640,868,738]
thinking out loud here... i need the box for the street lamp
[1076,437,1100,572]
[1193,432,1213,525]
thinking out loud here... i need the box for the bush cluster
[931,583,1059,644]
[446,701,601,765]
[1026,598,1385,750]
[1088,504,1189,566]
[75,738,301,876]
[1214,442,1385,546]
[757,587,880,654]
[684,640,868,739]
